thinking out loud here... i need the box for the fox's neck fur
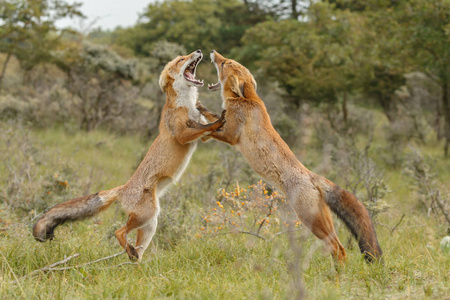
[168,78,199,120]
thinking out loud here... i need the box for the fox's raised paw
[196,101,205,112]
[212,112,226,131]
[217,110,226,125]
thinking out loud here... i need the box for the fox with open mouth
[199,50,382,263]
[33,50,225,262]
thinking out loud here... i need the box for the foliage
[244,0,308,20]
[0,37,189,133]
[403,147,450,227]
[1,122,450,298]
[113,0,267,56]
[199,181,301,240]
[239,3,355,105]
[0,0,83,89]
[0,121,84,215]
[1,0,450,297]
[239,0,411,120]
[53,41,144,131]
[401,0,450,81]
[399,0,450,155]
[331,148,390,219]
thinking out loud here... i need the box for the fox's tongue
[185,71,195,80]
[184,69,204,86]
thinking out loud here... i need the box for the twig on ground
[390,214,406,234]
[11,251,128,284]
[237,230,267,241]
[11,253,80,284]
[98,261,138,269]
[217,228,302,242]
[375,222,392,230]
[27,211,45,226]
[73,250,126,268]
[268,229,302,242]
[375,214,406,234]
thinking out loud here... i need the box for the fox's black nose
[211,50,215,53]
[196,49,201,53]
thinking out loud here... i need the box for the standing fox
[201,51,382,262]
[33,50,225,261]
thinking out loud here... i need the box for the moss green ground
[1,121,449,299]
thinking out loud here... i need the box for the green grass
[33,126,148,189]
[1,121,450,299]
[1,221,449,298]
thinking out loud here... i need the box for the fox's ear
[229,75,245,98]
[251,75,257,91]
[159,72,168,93]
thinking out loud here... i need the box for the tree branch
[238,230,267,241]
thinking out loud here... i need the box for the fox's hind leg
[115,213,142,261]
[288,184,347,262]
[309,203,347,262]
[135,216,158,261]
[115,187,159,261]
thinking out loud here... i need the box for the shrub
[331,149,390,219]
[403,147,450,227]
[0,121,86,219]
[198,181,301,241]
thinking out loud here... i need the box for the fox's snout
[190,49,202,60]
[210,50,226,65]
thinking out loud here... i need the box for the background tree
[243,0,309,19]
[357,3,409,124]
[53,41,139,131]
[239,2,359,117]
[399,0,450,156]
[0,0,83,90]
[51,39,187,133]
[112,0,268,56]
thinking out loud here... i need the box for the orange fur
[203,51,382,262]
[33,51,225,262]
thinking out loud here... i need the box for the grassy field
[1,119,450,299]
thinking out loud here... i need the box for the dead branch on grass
[375,214,406,234]
[11,250,130,284]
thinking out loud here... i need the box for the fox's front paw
[211,110,226,131]
[196,101,205,112]
[219,110,226,122]
[196,101,220,119]
[186,120,195,128]
[126,245,139,261]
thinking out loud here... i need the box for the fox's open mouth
[208,82,220,91]
[208,51,221,91]
[183,56,204,86]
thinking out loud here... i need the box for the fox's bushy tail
[33,188,120,242]
[325,186,382,262]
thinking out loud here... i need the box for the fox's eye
[221,62,225,67]
[178,59,184,63]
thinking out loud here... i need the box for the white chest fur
[174,142,197,182]
[173,78,201,121]
[171,78,201,183]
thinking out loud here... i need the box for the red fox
[201,50,382,262]
[33,50,225,261]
